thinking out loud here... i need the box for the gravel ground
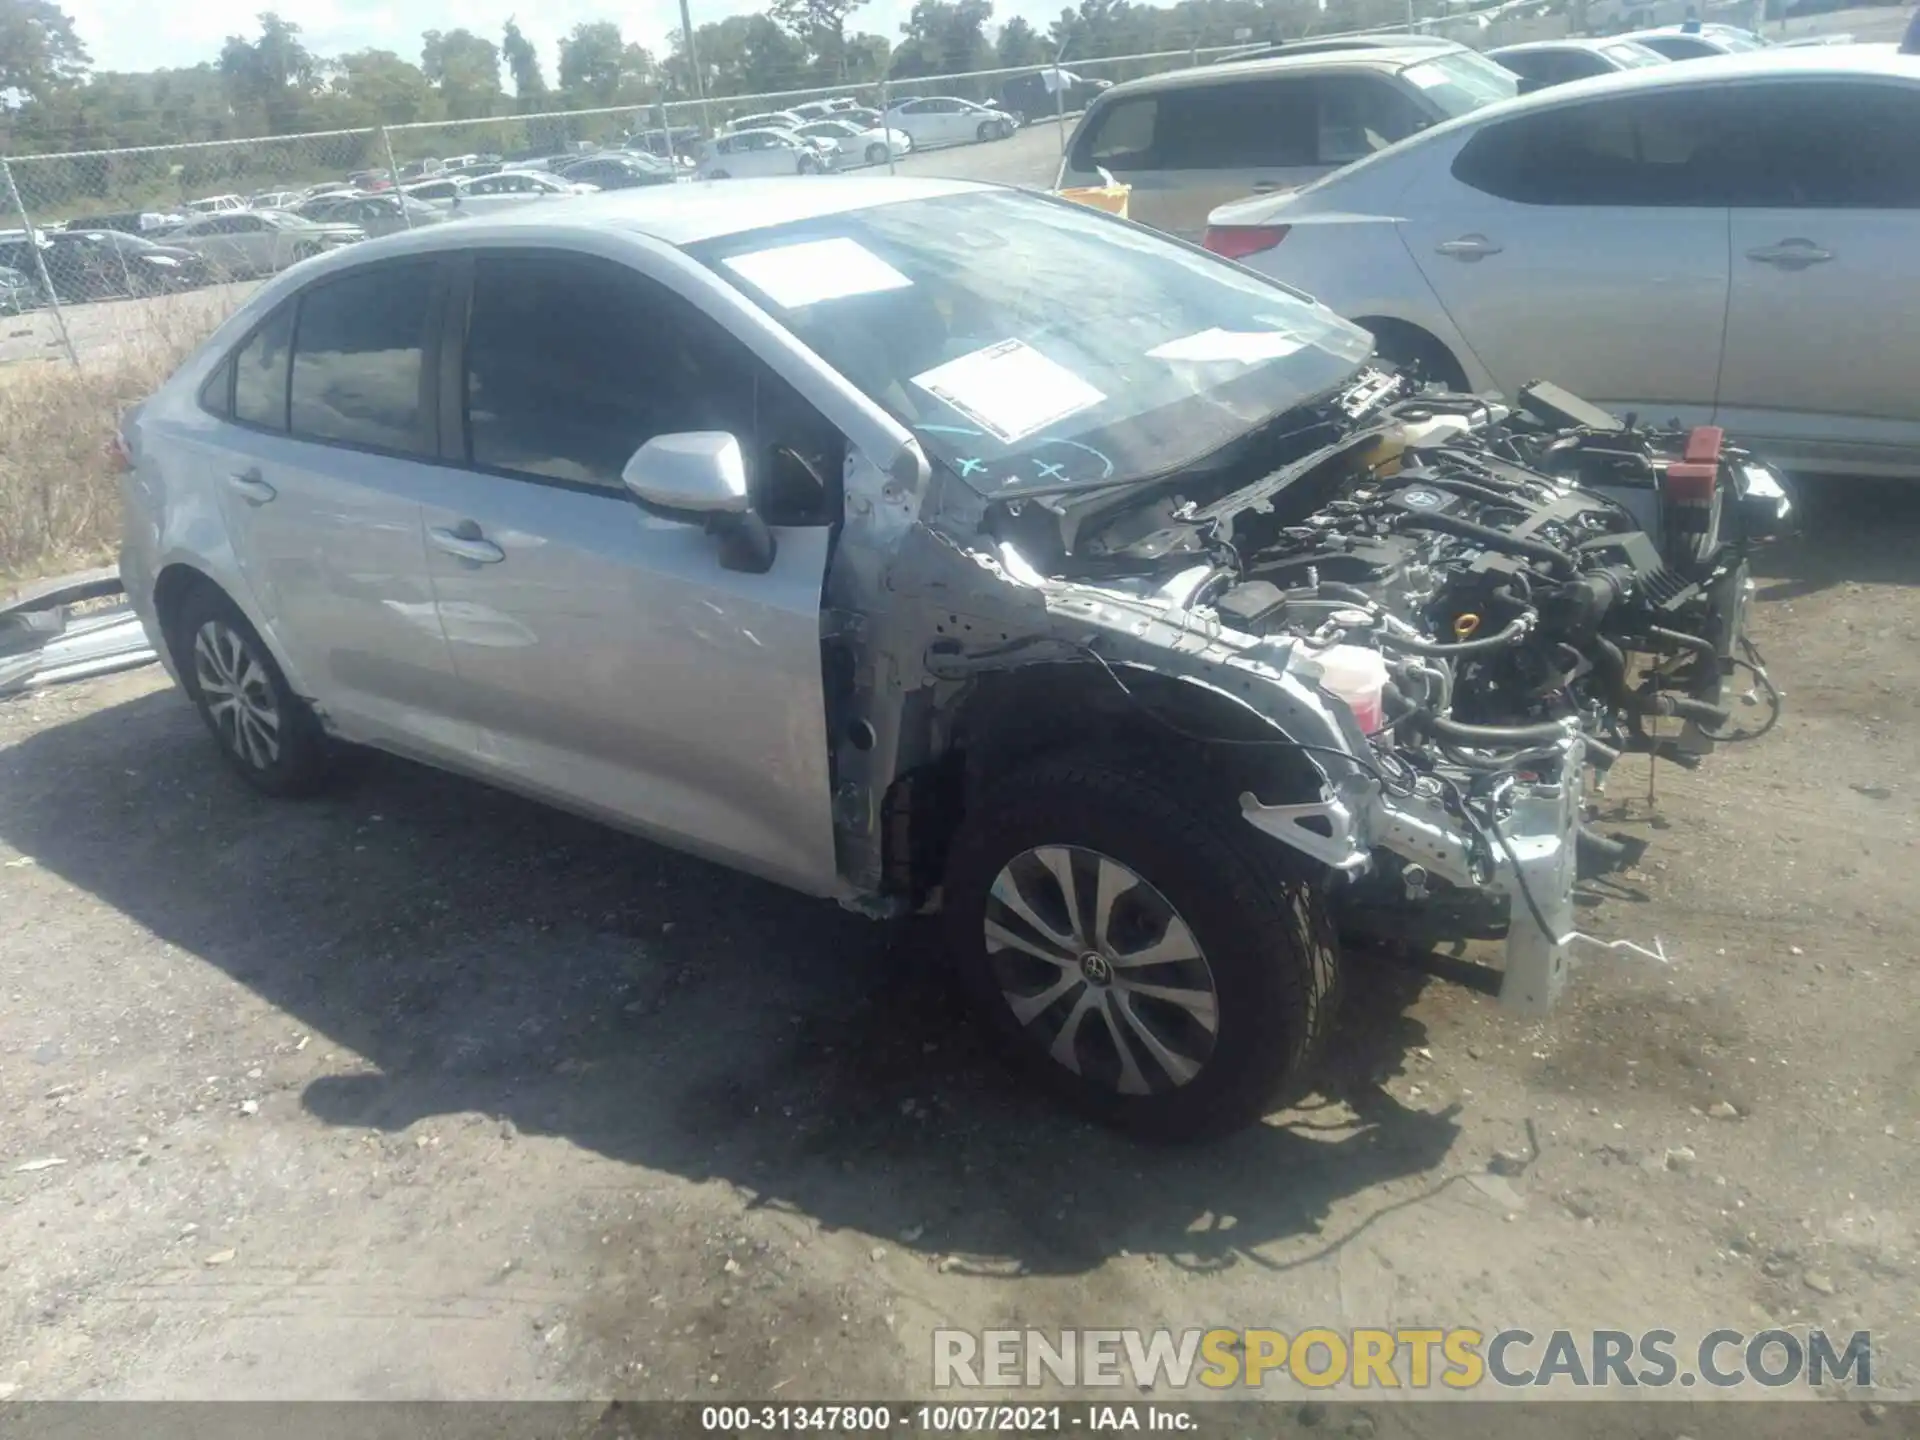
[2,477,1918,1407]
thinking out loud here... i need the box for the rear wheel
[707,169,730,180]
[943,752,1342,1142]
[171,586,330,798]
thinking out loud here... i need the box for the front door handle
[227,469,277,505]
[429,524,505,565]
[1434,233,1502,261]
[1746,239,1833,270]
[1251,179,1288,193]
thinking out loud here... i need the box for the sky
[62,0,1066,81]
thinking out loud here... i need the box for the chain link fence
[0,0,1699,375]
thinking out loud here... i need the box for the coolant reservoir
[1312,644,1390,734]
[1364,411,1475,477]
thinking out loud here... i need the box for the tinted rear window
[289,264,436,453]
[233,307,293,431]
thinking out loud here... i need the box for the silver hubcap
[985,845,1218,1096]
[193,619,280,770]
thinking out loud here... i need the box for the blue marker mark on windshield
[918,424,1117,487]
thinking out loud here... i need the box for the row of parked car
[0,86,1065,311]
[1057,28,1920,479]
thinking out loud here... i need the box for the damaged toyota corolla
[120,178,1790,1141]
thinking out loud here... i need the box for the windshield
[1600,41,1668,66]
[1401,51,1521,116]
[691,190,1372,496]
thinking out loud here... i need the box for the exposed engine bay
[850,369,1793,1014]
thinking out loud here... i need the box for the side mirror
[620,432,776,574]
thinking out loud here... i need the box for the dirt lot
[1,477,1917,1411]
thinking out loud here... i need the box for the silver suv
[119,179,1767,1140]
[1056,44,1520,239]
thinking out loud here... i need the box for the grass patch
[0,293,229,586]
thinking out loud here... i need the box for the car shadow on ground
[1,684,1459,1279]
[1754,475,1920,599]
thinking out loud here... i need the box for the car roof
[1617,24,1741,43]
[1310,42,1920,167]
[1213,33,1459,61]
[1101,42,1471,97]
[1490,36,1647,55]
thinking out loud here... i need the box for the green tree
[843,31,892,79]
[995,15,1047,64]
[0,0,89,102]
[892,0,994,77]
[218,13,321,134]
[772,0,870,81]
[334,48,440,125]
[670,14,808,98]
[421,28,502,119]
[557,21,653,106]
[501,16,548,105]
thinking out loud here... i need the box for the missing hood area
[824,367,1792,1014]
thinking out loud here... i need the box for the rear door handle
[227,469,276,505]
[1746,239,1833,270]
[1434,234,1502,261]
[429,525,505,565]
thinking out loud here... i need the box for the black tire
[943,751,1342,1143]
[171,585,330,798]
[1361,318,1471,392]
[865,142,889,166]
[293,240,320,261]
[707,169,730,180]
[977,121,998,143]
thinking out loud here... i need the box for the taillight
[1202,224,1289,261]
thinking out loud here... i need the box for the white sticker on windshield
[1148,328,1306,366]
[911,339,1105,445]
[721,237,912,308]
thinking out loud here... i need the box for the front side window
[233,305,294,430]
[1707,81,1920,208]
[289,263,435,453]
[463,253,756,491]
[693,189,1371,497]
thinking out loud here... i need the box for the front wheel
[976,121,998,143]
[943,752,1342,1142]
[865,142,889,166]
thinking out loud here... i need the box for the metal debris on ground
[0,564,157,697]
